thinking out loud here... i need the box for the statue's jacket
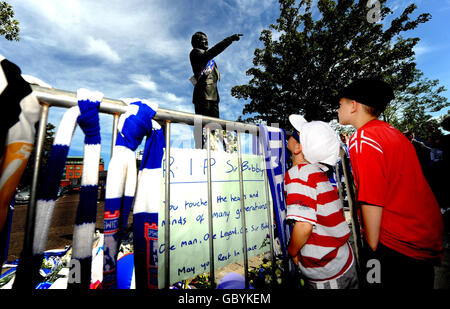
[190,37,234,104]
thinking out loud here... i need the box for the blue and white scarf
[132,123,165,289]
[18,89,102,288]
[68,89,103,289]
[102,99,159,289]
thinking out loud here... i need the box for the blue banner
[258,125,289,258]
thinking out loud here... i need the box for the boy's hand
[288,221,313,263]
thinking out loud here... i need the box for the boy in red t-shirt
[337,78,444,288]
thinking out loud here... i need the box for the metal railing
[335,146,364,281]
[20,85,276,289]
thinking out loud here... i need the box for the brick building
[62,156,105,186]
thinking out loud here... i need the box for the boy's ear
[351,100,359,113]
[294,142,302,155]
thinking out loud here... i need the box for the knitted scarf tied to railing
[132,119,165,289]
[102,99,162,289]
[68,90,103,289]
[14,89,103,289]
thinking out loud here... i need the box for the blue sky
[1,0,449,168]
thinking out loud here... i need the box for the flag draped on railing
[258,125,290,258]
[102,99,159,289]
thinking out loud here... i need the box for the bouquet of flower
[189,273,212,289]
[248,235,305,289]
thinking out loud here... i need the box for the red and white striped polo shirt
[284,163,353,281]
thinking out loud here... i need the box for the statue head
[191,32,208,50]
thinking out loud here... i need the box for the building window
[69,173,73,176]
[76,166,81,170]
[76,172,80,176]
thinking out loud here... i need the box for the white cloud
[160,69,180,83]
[129,74,158,92]
[162,92,183,103]
[146,96,192,113]
[414,45,430,57]
[127,74,189,112]
[413,42,436,58]
[235,0,276,17]
[126,74,193,112]
[85,36,121,64]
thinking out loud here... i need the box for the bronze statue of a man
[189,32,242,118]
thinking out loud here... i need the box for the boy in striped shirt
[285,115,358,289]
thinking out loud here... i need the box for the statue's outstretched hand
[231,33,243,41]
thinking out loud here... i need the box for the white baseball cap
[288,114,340,166]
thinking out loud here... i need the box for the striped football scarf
[132,122,165,289]
[68,89,103,289]
[102,99,158,289]
[14,89,102,288]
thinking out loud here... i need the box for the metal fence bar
[334,161,345,205]
[111,113,119,157]
[205,126,215,288]
[236,131,250,289]
[260,134,275,274]
[32,86,127,114]
[32,85,259,132]
[164,120,171,288]
[338,146,364,275]
[14,103,50,289]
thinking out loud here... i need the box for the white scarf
[102,99,159,289]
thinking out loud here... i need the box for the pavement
[5,193,106,262]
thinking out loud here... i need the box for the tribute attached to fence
[158,148,270,287]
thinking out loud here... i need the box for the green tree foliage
[231,0,448,130]
[386,73,448,142]
[0,1,20,41]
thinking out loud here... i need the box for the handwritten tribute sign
[157,148,272,287]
